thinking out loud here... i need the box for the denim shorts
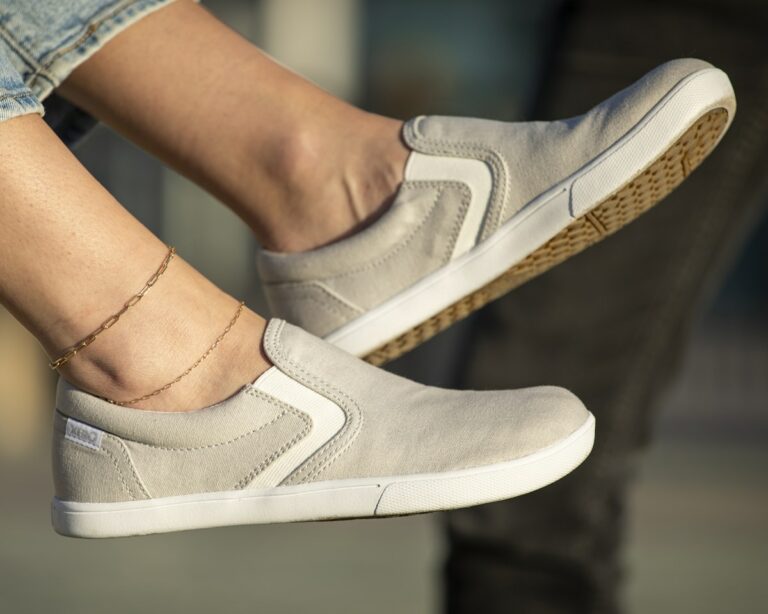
[0,0,175,140]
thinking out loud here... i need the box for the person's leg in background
[444,1,768,612]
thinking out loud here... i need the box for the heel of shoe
[52,411,149,535]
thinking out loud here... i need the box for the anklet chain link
[49,246,177,370]
[106,300,245,407]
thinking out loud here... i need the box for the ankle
[248,113,409,253]
[54,260,270,412]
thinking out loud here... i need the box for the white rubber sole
[324,68,735,357]
[52,413,594,538]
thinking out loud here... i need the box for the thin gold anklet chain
[106,300,245,407]
[49,246,176,370]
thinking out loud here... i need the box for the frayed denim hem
[0,90,44,122]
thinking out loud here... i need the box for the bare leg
[58,0,409,253]
[0,114,270,411]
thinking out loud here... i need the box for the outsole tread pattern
[364,108,729,366]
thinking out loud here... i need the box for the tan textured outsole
[363,107,730,366]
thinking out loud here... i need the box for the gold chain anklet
[49,246,177,370]
[106,300,245,407]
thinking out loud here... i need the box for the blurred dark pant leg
[444,2,768,613]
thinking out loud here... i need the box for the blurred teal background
[0,1,766,612]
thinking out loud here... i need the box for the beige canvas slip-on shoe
[257,59,736,365]
[51,319,594,538]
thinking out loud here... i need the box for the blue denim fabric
[0,0,174,131]
[0,44,41,120]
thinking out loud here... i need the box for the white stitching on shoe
[443,183,473,259]
[105,435,151,499]
[100,442,137,500]
[264,320,364,485]
[266,281,364,317]
[114,390,307,452]
[234,414,312,489]
[404,119,510,242]
[306,181,470,280]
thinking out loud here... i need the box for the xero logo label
[65,418,104,451]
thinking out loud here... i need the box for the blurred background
[0,0,766,612]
